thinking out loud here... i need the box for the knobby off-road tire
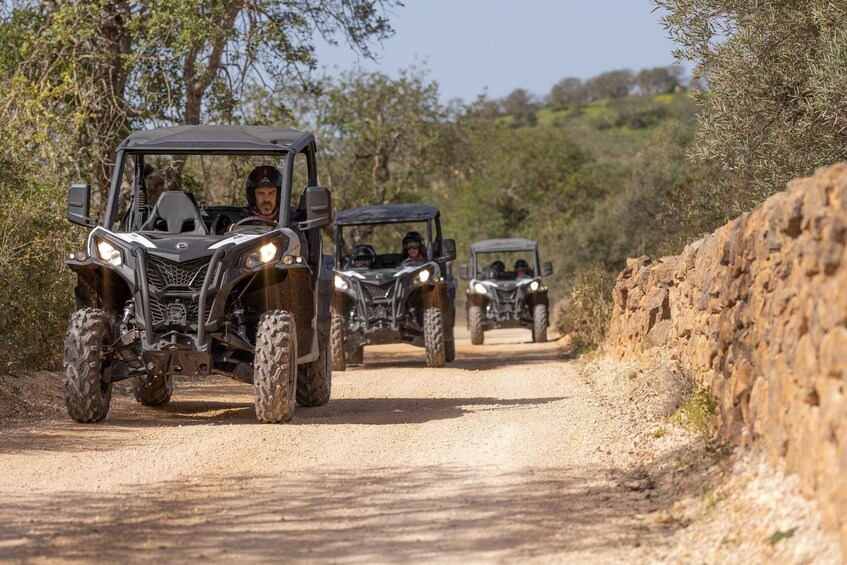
[254,310,298,423]
[133,373,173,406]
[445,338,456,363]
[297,345,331,407]
[346,345,364,366]
[533,303,548,343]
[63,308,113,423]
[423,307,446,368]
[468,304,484,345]
[330,314,346,372]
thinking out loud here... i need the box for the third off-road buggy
[331,204,457,370]
[63,125,333,424]
[460,238,553,344]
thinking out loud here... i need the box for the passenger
[514,259,531,278]
[401,231,427,264]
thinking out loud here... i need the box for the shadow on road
[363,344,564,371]
[0,449,712,562]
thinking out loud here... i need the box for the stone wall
[607,164,847,552]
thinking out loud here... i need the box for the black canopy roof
[116,125,314,153]
[335,204,439,226]
[470,238,538,252]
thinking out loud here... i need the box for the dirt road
[0,329,676,563]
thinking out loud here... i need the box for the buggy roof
[335,204,439,226]
[116,125,314,153]
[470,238,538,253]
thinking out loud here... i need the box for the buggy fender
[66,258,134,313]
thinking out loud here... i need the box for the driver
[245,165,282,222]
[401,231,427,264]
[515,259,531,278]
[350,245,376,269]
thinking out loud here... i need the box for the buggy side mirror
[542,261,554,277]
[297,186,332,230]
[459,263,469,280]
[68,182,97,227]
[441,238,457,262]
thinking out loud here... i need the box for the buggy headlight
[529,280,540,292]
[96,239,122,266]
[473,282,487,294]
[417,269,431,283]
[335,275,349,291]
[245,242,278,268]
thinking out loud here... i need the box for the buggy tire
[533,303,548,343]
[133,373,173,406]
[297,344,331,407]
[63,308,113,423]
[423,307,446,368]
[468,305,484,345]
[445,338,456,363]
[254,310,298,423]
[330,315,346,372]
[347,345,364,366]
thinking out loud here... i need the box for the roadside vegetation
[2,1,846,370]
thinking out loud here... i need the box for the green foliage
[0,131,81,372]
[555,265,616,353]
[656,0,847,202]
[673,386,717,437]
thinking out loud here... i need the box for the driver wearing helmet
[350,245,377,269]
[245,165,282,222]
[401,231,427,264]
[488,260,505,280]
[514,259,531,278]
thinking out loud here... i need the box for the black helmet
[492,260,505,272]
[514,259,530,271]
[245,165,282,207]
[351,245,376,269]
[402,231,425,249]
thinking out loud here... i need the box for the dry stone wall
[607,164,847,552]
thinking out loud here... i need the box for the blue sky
[314,0,688,103]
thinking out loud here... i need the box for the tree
[311,67,448,210]
[0,0,399,202]
[635,66,683,95]
[655,0,847,201]
[584,69,633,100]
[547,77,584,110]
[503,88,537,127]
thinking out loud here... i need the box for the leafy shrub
[0,148,81,373]
[556,264,617,353]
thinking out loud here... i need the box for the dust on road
[0,328,673,563]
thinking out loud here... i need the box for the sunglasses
[405,244,421,250]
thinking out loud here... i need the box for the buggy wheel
[347,345,364,366]
[254,310,298,423]
[330,314,346,372]
[423,307,446,368]
[133,373,173,406]
[468,305,484,345]
[63,308,113,423]
[445,338,456,362]
[297,343,331,407]
[533,303,548,343]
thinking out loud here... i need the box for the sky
[313,0,689,104]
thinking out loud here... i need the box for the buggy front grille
[146,255,210,291]
[360,282,395,301]
[149,295,214,327]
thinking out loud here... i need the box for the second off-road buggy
[460,238,553,344]
[331,204,457,370]
[63,125,334,424]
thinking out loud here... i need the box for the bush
[556,264,617,353]
[0,149,81,373]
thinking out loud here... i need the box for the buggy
[63,125,333,423]
[459,238,553,344]
[331,204,457,369]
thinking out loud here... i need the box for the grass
[767,528,796,546]
[673,386,717,437]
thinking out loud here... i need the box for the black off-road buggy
[459,238,553,345]
[330,204,457,370]
[63,125,334,423]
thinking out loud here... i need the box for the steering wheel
[231,216,277,229]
